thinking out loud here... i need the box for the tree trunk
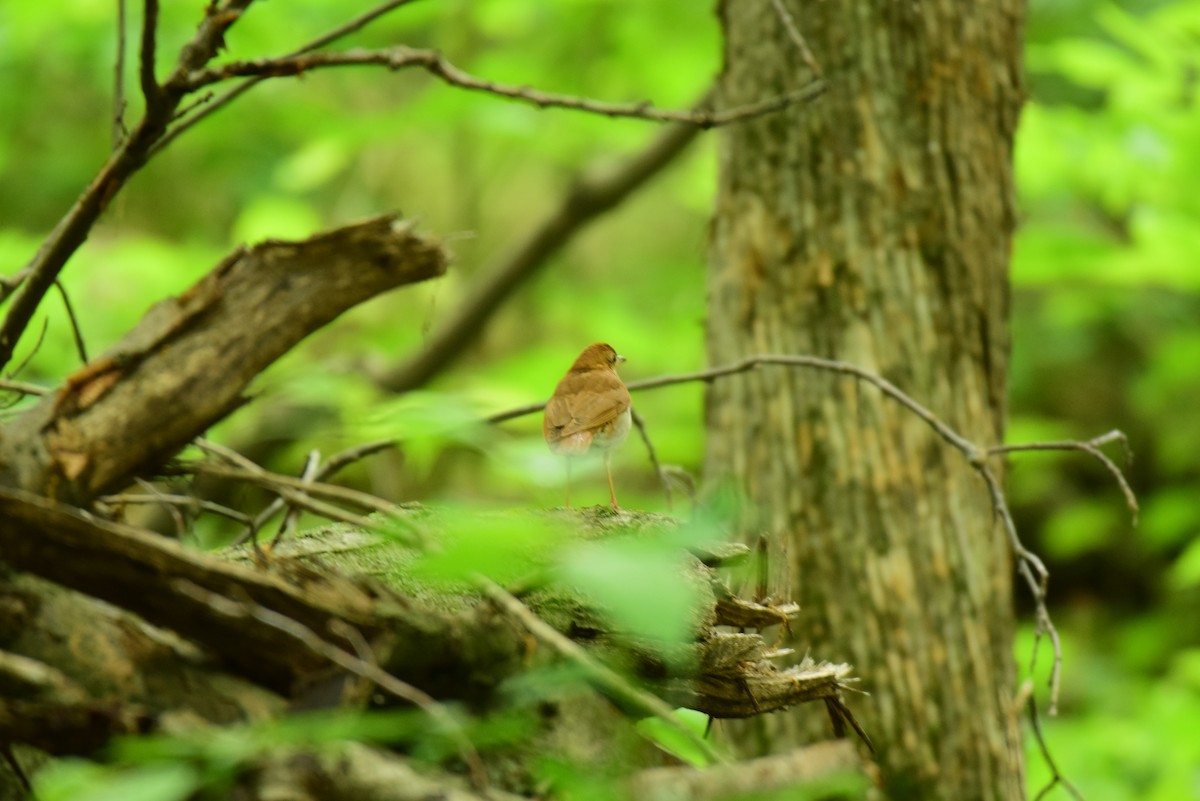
[705,2,1025,799]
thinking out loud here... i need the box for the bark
[0,215,447,505]
[0,500,865,798]
[705,2,1025,799]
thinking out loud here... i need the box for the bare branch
[768,0,824,78]
[139,0,161,105]
[96,491,255,530]
[183,46,827,128]
[174,580,490,793]
[631,408,673,511]
[194,441,399,519]
[0,379,49,397]
[0,486,392,691]
[3,216,447,505]
[230,439,397,547]
[382,99,707,392]
[53,279,89,365]
[1026,690,1085,801]
[0,0,257,372]
[989,430,1138,523]
[478,576,728,767]
[153,0,428,156]
[272,449,322,548]
[486,352,1123,715]
[113,0,129,147]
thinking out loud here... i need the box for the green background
[2,1,1198,798]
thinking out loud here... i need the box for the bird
[543,343,632,509]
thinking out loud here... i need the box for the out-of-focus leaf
[274,138,351,192]
[34,762,198,801]
[557,538,702,647]
[232,196,323,245]
[1168,536,1200,588]
[634,708,715,767]
[1042,500,1119,558]
[407,510,569,586]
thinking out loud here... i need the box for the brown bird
[543,343,632,509]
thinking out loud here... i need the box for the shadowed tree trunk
[704,1,1025,799]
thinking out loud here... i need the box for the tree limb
[628,741,867,801]
[380,106,706,392]
[0,0,257,372]
[182,47,825,128]
[1,215,447,504]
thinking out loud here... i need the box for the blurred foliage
[1013,0,1200,798]
[2,0,1198,798]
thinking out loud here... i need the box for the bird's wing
[546,372,631,439]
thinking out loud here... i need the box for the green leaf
[634,708,714,767]
[274,138,351,192]
[231,195,323,244]
[408,511,568,586]
[1042,501,1118,559]
[557,538,703,647]
[1167,536,1200,589]
[34,762,198,801]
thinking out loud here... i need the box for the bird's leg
[564,457,572,509]
[605,451,619,510]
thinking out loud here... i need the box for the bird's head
[571,342,625,372]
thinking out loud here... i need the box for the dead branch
[228,440,396,547]
[488,354,1139,715]
[0,0,257,372]
[380,101,708,392]
[235,742,529,801]
[628,741,866,801]
[0,215,447,505]
[153,0,428,156]
[479,577,727,766]
[182,47,826,128]
[0,488,390,691]
[175,580,489,793]
[989,429,1138,522]
[139,0,161,105]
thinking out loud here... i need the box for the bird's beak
[615,354,626,365]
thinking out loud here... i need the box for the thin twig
[631,408,672,511]
[152,0,428,156]
[0,379,48,397]
[0,268,32,305]
[182,47,827,128]
[478,577,727,767]
[382,96,710,392]
[97,491,254,530]
[230,439,397,547]
[194,440,397,517]
[53,280,89,365]
[113,0,128,147]
[487,353,1111,716]
[173,579,490,793]
[272,449,321,549]
[185,463,374,529]
[0,0,256,372]
[1028,690,1085,800]
[989,431,1138,524]
[139,0,161,104]
[6,318,48,381]
[768,0,824,78]
[135,477,187,538]
[189,440,422,546]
